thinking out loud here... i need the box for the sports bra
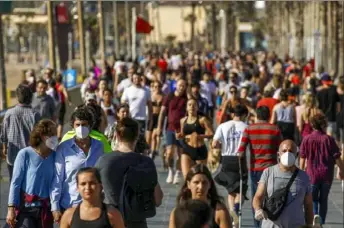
[70,203,111,228]
[183,116,205,135]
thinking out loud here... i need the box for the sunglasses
[230,90,237,94]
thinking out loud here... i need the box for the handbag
[262,168,299,221]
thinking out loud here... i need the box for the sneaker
[166,169,174,184]
[313,215,322,228]
[173,170,182,184]
[230,210,239,228]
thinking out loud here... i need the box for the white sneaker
[313,214,322,228]
[173,170,182,184]
[166,169,174,184]
[230,210,239,228]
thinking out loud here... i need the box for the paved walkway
[0,126,343,227]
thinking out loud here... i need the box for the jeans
[250,171,263,228]
[311,182,332,224]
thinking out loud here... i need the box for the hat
[85,93,97,102]
[320,73,331,82]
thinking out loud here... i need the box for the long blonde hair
[302,93,318,122]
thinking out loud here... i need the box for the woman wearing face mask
[7,120,58,228]
[50,107,105,224]
[253,140,314,228]
[169,164,232,228]
[60,167,125,228]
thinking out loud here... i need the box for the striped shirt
[238,121,282,171]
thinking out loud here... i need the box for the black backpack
[118,154,158,224]
[262,168,299,221]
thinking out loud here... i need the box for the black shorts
[180,140,208,161]
[58,102,66,125]
[214,156,248,195]
[148,114,159,131]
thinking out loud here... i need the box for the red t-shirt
[163,93,187,132]
[158,59,168,73]
[257,98,279,118]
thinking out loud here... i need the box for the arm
[219,99,229,123]
[157,106,167,134]
[270,106,277,124]
[8,150,26,207]
[50,147,66,212]
[168,208,176,228]
[107,207,125,228]
[199,117,214,139]
[59,207,74,228]
[299,157,306,171]
[120,89,128,104]
[100,109,108,133]
[216,204,233,228]
[147,100,153,130]
[1,115,8,156]
[238,128,249,158]
[212,125,223,149]
[303,192,314,226]
[61,85,72,105]
[154,183,164,207]
[252,182,266,211]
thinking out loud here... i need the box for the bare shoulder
[60,207,77,225]
[215,202,228,212]
[107,206,122,219]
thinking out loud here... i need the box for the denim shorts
[165,130,182,147]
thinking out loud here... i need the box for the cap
[85,93,97,102]
[320,73,331,82]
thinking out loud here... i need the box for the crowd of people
[1,49,344,228]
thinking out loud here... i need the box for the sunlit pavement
[0,127,343,227]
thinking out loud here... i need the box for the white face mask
[75,126,90,139]
[27,76,34,84]
[45,136,59,151]
[280,152,296,168]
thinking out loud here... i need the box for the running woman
[147,80,165,159]
[176,98,213,178]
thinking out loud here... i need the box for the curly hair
[176,164,223,207]
[29,119,56,147]
[310,113,327,131]
[70,106,94,129]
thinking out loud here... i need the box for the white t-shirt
[121,85,151,120]
[200,81,217,107]
[117,78,132,95]
[213,120,248,156]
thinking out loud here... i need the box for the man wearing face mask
[50,107,105,224]
[253,140,314,228]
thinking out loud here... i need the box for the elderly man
[253,140,314,228]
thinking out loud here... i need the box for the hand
[68,101,73,107]
[175,132,183,140]
[6,207,16,228]
[52,211,62,224]
[254,209,267,221]
[336,168,344,180]
[211,140,219,149]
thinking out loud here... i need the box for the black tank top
[183,116,205,135]
[71,203,112,228]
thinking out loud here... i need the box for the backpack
[118,153,158,224]
[262,168,299,221]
